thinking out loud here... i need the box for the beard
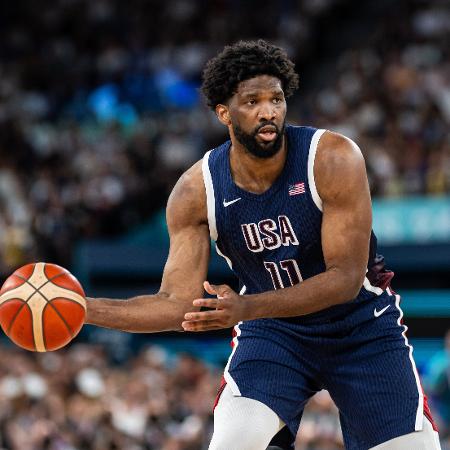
[233,120,285,159]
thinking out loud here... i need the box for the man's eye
[273,97,282,104]
[247,99,256,105]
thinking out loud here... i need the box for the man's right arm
[85,160,210,333]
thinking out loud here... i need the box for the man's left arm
[182,131,372,331]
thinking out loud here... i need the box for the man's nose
[257,103,276,121]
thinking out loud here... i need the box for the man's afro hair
[201,39,299,110]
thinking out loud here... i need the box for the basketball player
[86,40,441,450]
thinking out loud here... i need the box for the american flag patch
[288,182,305,196]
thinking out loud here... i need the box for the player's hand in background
[182,281,246,331]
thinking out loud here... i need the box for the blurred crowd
[0,0,339,272]
[0,342,343,450]
[0,334,449,450]
[307,1,450,198]
[0,0,449,270]
[0,344,218,450]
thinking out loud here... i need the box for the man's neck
[229,135,287,194]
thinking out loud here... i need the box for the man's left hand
[182,281,247,331]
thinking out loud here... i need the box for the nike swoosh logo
[374,305,390,317]
[223,198,242,207]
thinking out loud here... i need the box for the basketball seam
[0,275,28,294]
[28,303,37,351]
[37,292,77,341]
[15,271,79,290]
[5,274,63,334]
[45,271,85,296]
[42,304,47,350]
[6,298,31,336]
[2,298,32,342]
[45,299,85,337]
[41,302,76,350]
[5,302,36,351]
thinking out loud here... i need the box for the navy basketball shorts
[221,289,435,449]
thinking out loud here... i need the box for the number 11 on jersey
[264,259,303,290]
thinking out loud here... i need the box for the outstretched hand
[182,281,247,331]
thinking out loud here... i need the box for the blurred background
[0,0,449,448]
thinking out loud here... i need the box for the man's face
[226,75,287,159]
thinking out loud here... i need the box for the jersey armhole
[201,150,218,241]
[307,129,326,212]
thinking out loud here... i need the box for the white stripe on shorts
[389,287,423,431]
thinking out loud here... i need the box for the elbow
[342,269,366,302]
[157,289,200,316]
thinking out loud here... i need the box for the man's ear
[216,104,231,126]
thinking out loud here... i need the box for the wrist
[241,294,257,321]
[85,297,102,325]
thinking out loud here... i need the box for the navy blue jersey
[202,125,386,319]
[204,125,433,449]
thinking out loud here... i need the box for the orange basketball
[0,262,86,352]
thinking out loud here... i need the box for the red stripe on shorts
[213,377,227,411]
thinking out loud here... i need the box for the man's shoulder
[314,130,368,203]
[175,159,205,199]
[316,130,364,169]
[166,160,208,229]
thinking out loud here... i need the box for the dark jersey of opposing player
[202,125,392,320]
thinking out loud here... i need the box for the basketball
[0,263,86,352]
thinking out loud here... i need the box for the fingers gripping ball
[0,263,86,352]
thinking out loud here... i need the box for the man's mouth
[256,125,278,143]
